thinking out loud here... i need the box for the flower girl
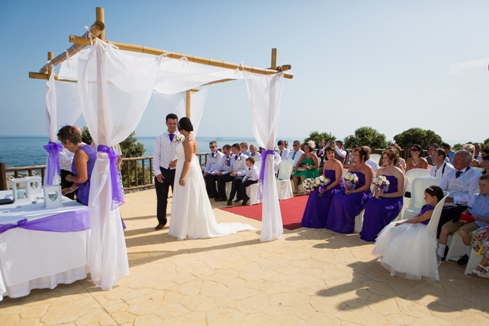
[371,185,444,280]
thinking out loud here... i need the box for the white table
[0,190,90,300]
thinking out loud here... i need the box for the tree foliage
[393,128,442,150]
[343,126,387,150]
[81,127,145,157]
[304,131,335,149]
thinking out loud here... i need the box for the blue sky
[1,1,488,144]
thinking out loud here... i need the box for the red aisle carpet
[220,195,308,230]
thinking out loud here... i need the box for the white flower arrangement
[344,172,359,191]
[211,152,217,158]
[303,178,315,193]
[372,175,390,193]
[317,175,331,197]
[175,135,183,143]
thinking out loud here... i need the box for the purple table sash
[0,209,90,234]
[258,150,275,199]
[97,145,125,210]
[43,142,63,185]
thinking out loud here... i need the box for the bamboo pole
[36,20,105,75]
[68,36,293,79]
[0,162,7,191]
[47,52,54,76]
[271,48,277,69]
[96,7,105,41]
[186,90,191,118]
[28,72,78,82]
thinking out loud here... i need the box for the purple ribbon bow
[43,142,63,185]
[258,149,275,199]
[0,210,90,234]
[97,145,125,210]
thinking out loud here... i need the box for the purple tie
[455,170,462,178]
[169,134,174,142]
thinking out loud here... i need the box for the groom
[153,113,181,231]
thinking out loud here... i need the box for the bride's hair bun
[178,117,194,132]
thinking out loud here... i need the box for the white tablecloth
[0,191,89,300]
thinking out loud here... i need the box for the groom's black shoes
[215,196,227,202]
[226,200,233,206]
[242,199,248,206]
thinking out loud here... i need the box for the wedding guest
[277,140,290,160]
[216,143,248,203]
[360,148,405,242]
[406,144,428,171]
[390,144,406,172]
[59,125,82,200]
[327,146,373,234]
[249,144,261,162]
[426,143,439,166]
[463,144,481,167]
[301,145,344,228]
[203,141,224,197]
[474,142,483,165]
[238,157,260,206]
[430,148,454,178]
[292,141,319,194]
[287,140,305,168]
[205,144,232,198]
[273,151,282,174]
[284,140,289,149]
[364,146,379,173]
[470,225,489,277]
[153,113,181,230]
[438,174,489,265]
[436,150,482,238]
[240,142,251,156]
[441,143,456,164]
[315,139,326,175]
[481,148,489,175]
[332,139,347,164]
[58,125,97,206]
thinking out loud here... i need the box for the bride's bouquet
[344,172,359,191]
[372,175,390,193]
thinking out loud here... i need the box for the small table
[0,190,90,300]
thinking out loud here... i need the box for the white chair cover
[403,177,442,220]
[78,40,162,289]
[244,72,284,242]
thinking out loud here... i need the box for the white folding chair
[370,153,381,165]
[464,249,489,278]
[403,177,442,220]
[399,169,431,220]
[276,160,294,200]
[446,232,467,262]
[472,167,484,173]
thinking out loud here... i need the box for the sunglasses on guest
[410,148,419,152]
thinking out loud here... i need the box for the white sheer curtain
[55,80,82,127]
[44,72,61,185]
[152,86,208,136]
[244,72,284,242]
[78,40,161,290]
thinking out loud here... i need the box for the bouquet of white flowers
[372,175,390,193]
[303,178,315,193]
[317,175,331,197]
[344,172,359,191]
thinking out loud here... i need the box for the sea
[0,135,271,167]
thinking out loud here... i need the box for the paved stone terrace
[1,190,488,325]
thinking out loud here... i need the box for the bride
[168,117,255,240]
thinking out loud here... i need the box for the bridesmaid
[327,146,373,234]
[301,146,344,228]
[360,148,405,242]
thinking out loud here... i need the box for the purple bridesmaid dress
[360,175,403,242]
[326,171,372,234]
[301,169,344,228]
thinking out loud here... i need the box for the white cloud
[449,58,489,74]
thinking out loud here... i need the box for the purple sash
[43,142,63,185]
[258,150,275,199]
[97,145,125,210]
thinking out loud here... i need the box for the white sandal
[470,264,489,277]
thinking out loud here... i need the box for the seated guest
[372,186,444,281]
[205,144,232,198]
[360,148,405,242]
[436,150,482,238]
[315,139,326,175]
[463,143,480,167]
[278,140,290,160]
[438,174,489,265]
[249,144,261,161]
[390,144,406,172]
[440,142,456,164]
[284,140,289,149]
[430,148,454,178]
[273,151,281,174]
[287,140,305,168]
[481,148,489,175]
[240,142,251,156]
[426,143,439,166]
[327,146,373,234]
[473,142,483,165]
[57,125,97,205]
[292,141,319,193]
[406,144,428,171]
[333,139,347,164]
[238,157,260,206]
[203,141,224,197]
[470,224,489,277]
[301,145,344,228]
[364,146,379,173]
[216,143,248,203]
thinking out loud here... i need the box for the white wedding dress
[169,143,255,240]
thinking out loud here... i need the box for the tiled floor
[1,190,488,325]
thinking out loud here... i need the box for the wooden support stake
[186,90,191,118]
[47,52,54,76]
[96,7,105,41]
[0,162,7,190]
[271,48,277,70]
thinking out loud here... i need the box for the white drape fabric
[244,72,284,242]
[78,40,161,290]
[152,87,208,136]
[55,80,82,127]
[44,72,59,185]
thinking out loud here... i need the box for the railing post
[0,162,7,190]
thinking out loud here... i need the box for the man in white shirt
[287,140,304,167]
[277,140,290,160]
[364,146,379,173]
[332,140,347,164]
[153,113,181,230]
[474,142,483,164]
[430,148,454,178]
[216,143,248,202]
[249,144,261,162]
[204,143,229,198]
